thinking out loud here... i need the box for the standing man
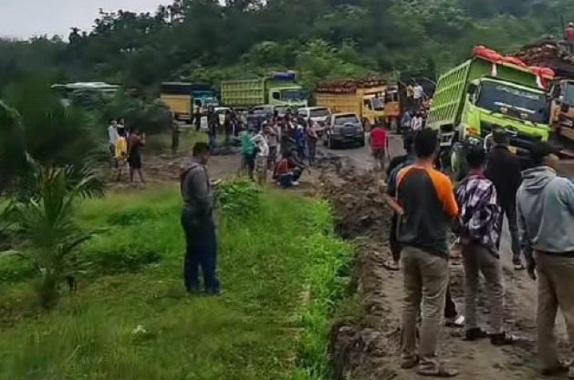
[306,119,319,166]
[206,106,219,153]
[251,128,270,185]
[265,122,279,170]
[369,122,390,171]
[108,120,119,166]
[413,81,425,110]
[411,111,424,132]
[517,143,574,378]
[456,145,516,345]
[240,129,256,180]
[127,129,146,184]
[180,142,220,295]
[485,128,524,270]
[386,128,459,377]
[171,120,181,155]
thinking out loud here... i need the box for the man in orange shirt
[386,128,459,377]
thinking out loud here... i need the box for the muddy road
[319,146,570,380]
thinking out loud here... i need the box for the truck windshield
[371,97,384,111]
[334,115,360,125]
[280,89,306,102]
[476,82,548,124]
[310,108,330,118]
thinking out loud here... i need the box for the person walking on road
[455,145,516,346]
[516,142,574,378]
[369,122,390,171]
[385,128,459,377]
[306,119,319,166]
[180,142,220,296]
[485,128,524,270]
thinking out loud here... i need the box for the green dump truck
[220,71,308,109]
[427,54,551,176]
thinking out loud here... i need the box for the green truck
[427,55,551,176]
[220,72,308,109]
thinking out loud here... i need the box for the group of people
[384,127,574,378]
[107,119,146,183]
[238,112,318,188]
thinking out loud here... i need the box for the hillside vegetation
[1,0,573,92]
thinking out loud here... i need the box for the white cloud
[0,0,166,39]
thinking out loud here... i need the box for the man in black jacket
[485,128,524,270]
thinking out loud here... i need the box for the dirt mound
[318,157,400,380]
[318,157,391,240]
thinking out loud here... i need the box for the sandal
[445,315,465,328]
[417,363,459,377]
[513,259,526,271]
[541,362,569,377]
[382,259,400,272]
[490,332,519,346]
[401,355,420,369]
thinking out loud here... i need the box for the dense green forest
[1,0,574,92]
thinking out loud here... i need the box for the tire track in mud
[318,156,569,380]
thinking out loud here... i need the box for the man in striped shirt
[455,145,516,346]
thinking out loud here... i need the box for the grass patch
[0,183,351,379]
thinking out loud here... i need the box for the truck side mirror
[467,83,477,95]
[271,92,280,100]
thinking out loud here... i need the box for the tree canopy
[0,0,573,92]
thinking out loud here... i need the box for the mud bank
[318,157,401,380]
[317,156,570,380]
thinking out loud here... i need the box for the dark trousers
[279,170,302,188]
[181,210,220,293]
[308,140,317,165]
[444,287,458,319]
[497,202,521,262]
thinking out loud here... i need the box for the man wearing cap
[517,142,574,378]
[485,128,524,270]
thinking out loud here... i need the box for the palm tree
[11,165,103,309]
[2,79,106,309]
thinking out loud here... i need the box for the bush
[0,254,34,283]
[81,242,162,275]
[217,178,262,221]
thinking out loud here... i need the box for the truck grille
[480,121,542,152]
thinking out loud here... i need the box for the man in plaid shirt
[455,145,516,346]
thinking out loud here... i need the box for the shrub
[0,253,35,283]
[216,178,262,220]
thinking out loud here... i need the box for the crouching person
[455,145,515,345]
[273,150,304,188]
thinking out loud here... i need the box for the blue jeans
[208,134,217,153]
[181,209,220,293]
[279,170,302,188]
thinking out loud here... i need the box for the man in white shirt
[413,83,425,109]
[108,120,119,167]
[411,112,423,131]
[251,129,270,185]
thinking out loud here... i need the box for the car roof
[333,113,358,117]
[301,106,329,111]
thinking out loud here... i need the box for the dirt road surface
[320,141,571,380]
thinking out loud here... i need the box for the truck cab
[549,79,574,146]
[427,54,552,177]
[268,86,307,109]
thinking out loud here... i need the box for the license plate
[509,146,517,154]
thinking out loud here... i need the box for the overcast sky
[0,0,166,39]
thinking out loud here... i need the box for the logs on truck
[515,41,574,78]
[315,77,385,94]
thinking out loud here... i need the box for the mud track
[318,157,570,380]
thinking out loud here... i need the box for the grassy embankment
[0,180,351,380]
